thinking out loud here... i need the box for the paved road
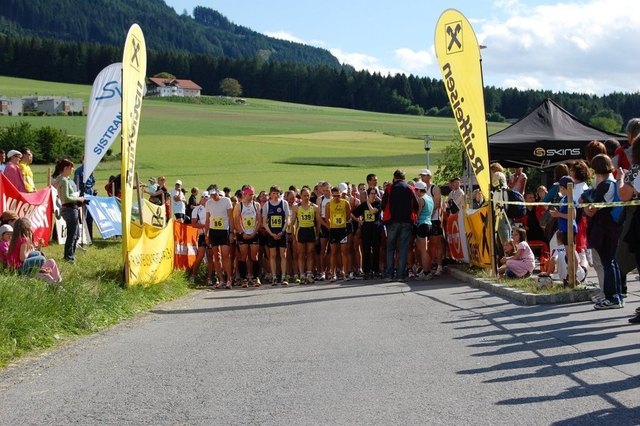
[0,275,638,425]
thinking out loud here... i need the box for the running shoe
[593,299,623,310]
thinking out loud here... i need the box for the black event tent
[488,98,625,169]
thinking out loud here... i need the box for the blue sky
[164,0,640,95]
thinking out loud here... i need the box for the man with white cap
[171,179,186,223]
[3,150,27,192]
[205,188,234,288]
[420,168,445,276]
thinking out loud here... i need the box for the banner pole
[567,182,576,287]
[135,172,143,226]
[487,183,497,277]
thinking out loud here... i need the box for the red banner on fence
[0,174,53,246]
[173,221,198,270]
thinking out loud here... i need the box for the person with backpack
[381,169,419,281]
[584,154,624,310]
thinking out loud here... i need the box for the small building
[21,96,83,115]
[0,97,23,115]
[147,78,202,97]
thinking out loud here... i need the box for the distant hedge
[0,121,83,164]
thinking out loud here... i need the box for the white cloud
[394,48,433,72]
[503,75,543,91]
[478,0,640,94]
[330,48,405,75]
[264,31,305,44]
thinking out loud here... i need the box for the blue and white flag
[84,62,122,182]
[85,195,122,238]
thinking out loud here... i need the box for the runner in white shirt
[204,189,233,288]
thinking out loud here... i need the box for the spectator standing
[145,177,159,197]
[471,189,485,209]
[18,148,35,192]
[381,169,419,281]
[0,150,6,173]
[187,187,199,221]
[52,159,84,263]
[74,161,97,241]
[508,167,527,194]
[3,150,27,192]
[585,155,624,310]
[189,191,210,282]
[171,179,186,223]
[492,171,512,250]
[447,177,465,212]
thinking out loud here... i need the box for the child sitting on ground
[538,231,586,286]
[6,217,62,285]
[503,239,516,257]
[0,224,12,267]
[498,227,535,278]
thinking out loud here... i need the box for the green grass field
[0,75,510,367]
[1,76,507,192]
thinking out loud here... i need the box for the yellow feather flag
[434,9,490,198]
[121,24,147,285]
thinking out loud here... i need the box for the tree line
[1,33,640,131]
[0,0,339,68]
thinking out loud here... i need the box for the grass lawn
[0,240,190,368]
[0,75,510,367]
[1,76,508,192]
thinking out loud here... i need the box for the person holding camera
[52,158,85,263]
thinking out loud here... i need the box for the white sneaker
[434,265,444,276]
[417,271,433,280]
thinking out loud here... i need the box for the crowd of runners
[148,170,459,289]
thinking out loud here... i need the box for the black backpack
[505,189,526,219]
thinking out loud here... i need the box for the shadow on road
[413,288,640,425]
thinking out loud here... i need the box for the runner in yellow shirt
[291,187,321,284]
[324,185,352,282]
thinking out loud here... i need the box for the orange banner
[173,221,198,270]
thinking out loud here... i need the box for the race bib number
[332,215,344,226]
[211,217,225,230]
[301,212,312,222]
[270,216,283,228]
[364,211,375,222]
[243,216,255,229]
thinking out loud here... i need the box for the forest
[1,0,640,130]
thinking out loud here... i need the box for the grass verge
[457,264,590,295]
[0,239,191,368]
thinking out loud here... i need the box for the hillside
[0,0,340,67]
